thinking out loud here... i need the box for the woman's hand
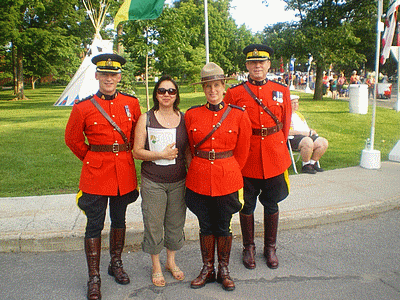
[161,142,178,160]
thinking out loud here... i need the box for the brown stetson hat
[192,62,234,85]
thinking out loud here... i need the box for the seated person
[289,95,328,174]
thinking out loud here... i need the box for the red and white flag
[381,0,400,64]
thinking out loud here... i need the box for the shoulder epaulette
[228,81,246,89]
[75,95,93,104]
[119,91,138,99]
[187,104,203,111]
[228,103,245,111]
[270,79,287,87]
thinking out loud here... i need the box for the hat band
[201,74,226,82]
[96,61,122,68]
[246,50,270,59]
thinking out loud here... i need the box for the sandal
[152,272,165,287]
[165,266,185,281]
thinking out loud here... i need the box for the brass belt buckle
[112,143,119,153]
[209,149,215,161]
[261,128,268,137]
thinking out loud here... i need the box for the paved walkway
[1,161,399,253]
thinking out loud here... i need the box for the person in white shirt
[289,95,329,174]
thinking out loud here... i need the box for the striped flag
[114,0,165,29]
[381,0,400,64]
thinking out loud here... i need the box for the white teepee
[54,0,112,106]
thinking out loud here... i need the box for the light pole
[360,0,383,169]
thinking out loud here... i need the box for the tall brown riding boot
[191,234,216,289]
[85,238,102,300]
[263,211,279,269]
[216,235,235,291]
[108,227,130,285]
[240,213,256,269]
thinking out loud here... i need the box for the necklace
[157,110,173,126]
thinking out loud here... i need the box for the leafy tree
[261,0,377,100]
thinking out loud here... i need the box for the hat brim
[191,76,235,85]
[96,67,122,74]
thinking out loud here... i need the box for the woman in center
[185,62,252,291]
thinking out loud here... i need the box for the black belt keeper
[195,150,233,161]
[89,143,132,153]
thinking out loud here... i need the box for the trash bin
[349,84,368,114]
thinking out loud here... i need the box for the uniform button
[112,115,115,118]
[260,112,263,114]
[86,161,89,164]
[213,125,215,128]
[214,113,218,117]
[114,128,116,131]
[128,118,131,121]
[115,141,118,143]
[116,153,118,156]
[94,122,97,125]
[111,102,113,105]
[281,141,284,144]
[277,103,279,105]
[194,128,197,131]
[228,130,232,133]
[211,161,214,164]
[212,137,215,140]
[260,99,263,102]
[262,137,264,140]
[243,105,246,108]
[259,87,262,90]
[261,125,264,128]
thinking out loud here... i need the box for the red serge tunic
[184,102,252,197]
[224,80,292,179]
[65,92,141,196]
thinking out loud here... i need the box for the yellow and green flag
[114,0,165,28]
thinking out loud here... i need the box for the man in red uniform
[65,53,141,300]
[224,44,292,271]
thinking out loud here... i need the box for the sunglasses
[157,88,177,95]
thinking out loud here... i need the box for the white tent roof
[54,37,113,106]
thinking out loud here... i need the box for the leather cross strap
[193,105,232,149]
[90,97,129,144]
[243,83,283,133]
[195,150,233,161]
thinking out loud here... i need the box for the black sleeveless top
[141,109,188,183]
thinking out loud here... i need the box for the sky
[230,0,298,33]
[165,0,298,33]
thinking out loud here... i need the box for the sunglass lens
[157,88,177,95]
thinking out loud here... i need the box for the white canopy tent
[54,0,112,106]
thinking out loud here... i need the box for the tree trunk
[313,64,325,100]
[116,24,124,55]
[12,42,18,96]
[16,45,25,100]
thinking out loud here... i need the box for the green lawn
[1,84,399,197]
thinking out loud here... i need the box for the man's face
[291,99,299,111]
[246,60,270,81]
[95,72,121,95]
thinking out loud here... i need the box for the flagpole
[360,0,383,169]
[204,0,209,63]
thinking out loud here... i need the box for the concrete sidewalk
[1,161,399,253]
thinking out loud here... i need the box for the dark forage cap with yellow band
[91,53,126,73]
[243,44,274,61]
[193,62,234,85]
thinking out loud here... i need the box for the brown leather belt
[195,150,233,161]
[89,143,132,153]
[252,123,283,137]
